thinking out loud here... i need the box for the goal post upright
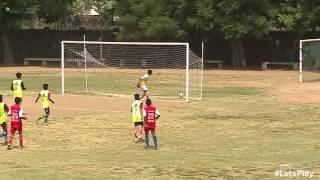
[61,41,65,95]
[299,40,303,83]
[200,41,204,100]
[83,34,88,92]
[186,43,190,102]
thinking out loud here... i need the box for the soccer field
[0,67,320,179]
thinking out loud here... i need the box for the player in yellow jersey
[35,84,55,124]
[11,72,26,99]
[0,95,9,145]
[131,94,144,143]
[137,69,152,99]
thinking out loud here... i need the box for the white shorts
[140,85,148,92]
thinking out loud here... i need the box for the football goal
[61,40,203,101]
[299,38,320,82]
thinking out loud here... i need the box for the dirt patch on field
[204,69,320,103]
[2,94,178,120]
[274,82,320,103]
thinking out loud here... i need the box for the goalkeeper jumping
[137,69,152,99]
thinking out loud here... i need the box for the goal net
[300,39,320,82]
[61,41,203,101]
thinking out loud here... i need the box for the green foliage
[70,0,94,15]
[69,0,115,16]
[188,0,271,40]
[0,0,73,30]
[139,16,181,40]
[36,0,73,24]
[0,1,9,29]
[113,0,320,41]
[187,1,214,32]
[273,2,302,31]
[93,0,116,28]
[302,0,320,30]
[0,0,35,30]
[270,0,320,35]
[116,0,185,41]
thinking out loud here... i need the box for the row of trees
[1,0,320,66]
[0,0,73,64]
[115,0,320,67]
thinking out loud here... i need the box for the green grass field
[0,67,320,179]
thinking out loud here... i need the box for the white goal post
[61,40,203,101]
[299,38,320,82]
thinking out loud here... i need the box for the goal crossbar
[62,41,189,46]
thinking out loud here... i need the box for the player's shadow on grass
[6,145,23,150]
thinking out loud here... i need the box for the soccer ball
[5,7,10,12]
[179,93,184,98]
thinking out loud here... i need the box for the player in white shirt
[137,69,152,99]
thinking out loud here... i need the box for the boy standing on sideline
[11,72,26,99]
[7,97,27,150]
[143,98,160,150]
[35,84,55,124]
[0,95,9,145]
[131,94,144,143]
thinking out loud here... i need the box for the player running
[11,72,26,99]
[0,95,9,145]
[137,69,152,99]
[143,98,160,150]
[7,97,27,150]
[131,94,144,143]
[35,83,55,124]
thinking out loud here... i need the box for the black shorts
[134,122,144,127]
[44,108,50,114]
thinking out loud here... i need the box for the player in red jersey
[143,98,160,150]
[7,97,27,150]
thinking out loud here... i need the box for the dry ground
[0,67,320,179]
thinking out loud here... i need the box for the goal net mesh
[301,40,320,82]
[62,42,203,100]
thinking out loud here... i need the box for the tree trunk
[2,31,14,66]
[230,39,246,68]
